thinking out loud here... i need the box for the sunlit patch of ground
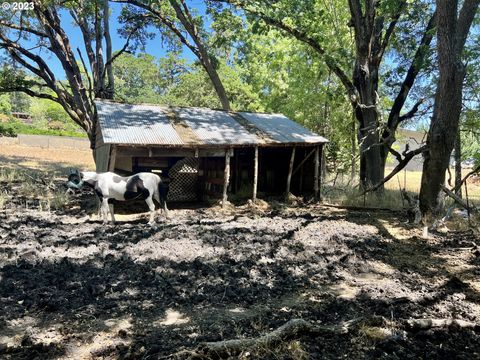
[0,144,95,173]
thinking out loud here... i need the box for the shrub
[0,122,17,137]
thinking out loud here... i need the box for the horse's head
[67,169,84,189]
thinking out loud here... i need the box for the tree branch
[0,35,57,86]
[377,1,407,62]
[450,163,480,194]
[456,0,480,56]
[0,85,60,102]
[111,0,202,58]
[247,8,358,102]
[398,98,425,122]
[102,21,143,72]
[362,145,427,194]
[383,11,436,144]
[77,47,94,102]
[0,20,48,38]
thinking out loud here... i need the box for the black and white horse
[67,170,169,225]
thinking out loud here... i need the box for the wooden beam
[292,148,315,176]
[222,149,231,208]
[108,145,117,172]
[253,146,259,202]
[314,146,320,200]
[285,146,296,200]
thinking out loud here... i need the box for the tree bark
[419,0,480,215]
[454,131,462,197]
[94,0,106,97]
[103,0,114,99]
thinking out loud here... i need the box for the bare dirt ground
[1,184,480,359]
[1,148,480,359]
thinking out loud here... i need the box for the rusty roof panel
[175,107,259,145]
[237,112,329,144]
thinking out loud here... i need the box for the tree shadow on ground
[1,205,480,359]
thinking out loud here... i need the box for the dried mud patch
[1,196,480,359]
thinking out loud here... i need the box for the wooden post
[314,146,319,200]
[108,145,117,172]
[285,146,296,200]
[292,148,316,176]
[222,148,231,208]
[253,146,259,202]
[234,148,239,193]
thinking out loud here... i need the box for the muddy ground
[1,179,480,359]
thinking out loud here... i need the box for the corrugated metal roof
[238,112,329,144]
[175,107,258,145]
[96,102,183,145]
[95,101,328,146]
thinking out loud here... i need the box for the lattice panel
[168,157,199,201]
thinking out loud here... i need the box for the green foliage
[3,118,85,137]
[237,27,354,172]
[113,53,164,103]
[0,94,12,114]
[160,61,262,111]
[0,122,17,137]
[112,51,262,111]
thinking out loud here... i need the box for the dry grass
[0,167,71,211]
[324,169,480,209]
[0,144,95,173]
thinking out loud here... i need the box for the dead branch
[167,315,479,359]
[197,318,352,357]
[406,318,479,330]
[362,145,427,194]
[442,185,478,213]
[450,163,480,194]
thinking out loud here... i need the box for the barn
[94,100,328,204]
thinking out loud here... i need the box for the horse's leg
[163,201,170,219]
[108,203,116,223]
[101,198,110,224]
[153,192,162,218]
[145,197,156,225]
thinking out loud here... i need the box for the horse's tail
[157,175,170,207]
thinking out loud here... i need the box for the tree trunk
[419,0,479,215]
[353,56,384,190]
[351,112,356,182]
[199,52,231,111]
[103,0,114,99]
[454,130,462,197]
[94,0,105,97]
